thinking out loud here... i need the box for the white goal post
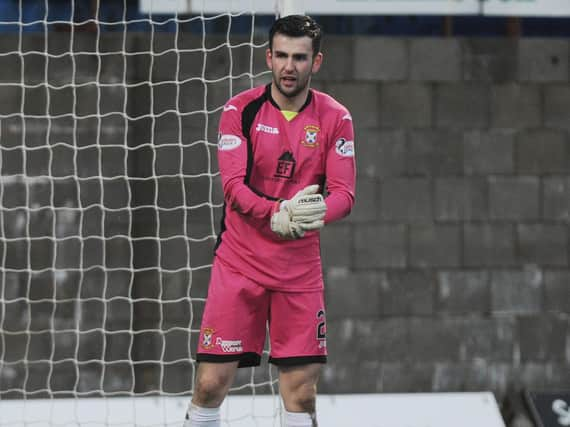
[140,0,570,16]
[139,0,306,16]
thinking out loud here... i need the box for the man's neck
[270,84,310,112]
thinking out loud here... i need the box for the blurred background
[0,1,569,426]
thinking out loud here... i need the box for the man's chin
[276,83,303,99]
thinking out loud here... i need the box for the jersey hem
[215,255,324,293]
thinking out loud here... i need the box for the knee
[192,373,232,407]
[286,383,317,413]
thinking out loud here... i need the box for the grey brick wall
[1,33,569,424]
[318,35,570,419]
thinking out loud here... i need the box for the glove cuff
[271,200,282,216]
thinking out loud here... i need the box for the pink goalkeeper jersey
[214,84,356,291]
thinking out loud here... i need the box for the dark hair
[269,15,322,55]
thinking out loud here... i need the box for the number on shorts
[316,309,326,340]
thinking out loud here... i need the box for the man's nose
[284,57,294,71]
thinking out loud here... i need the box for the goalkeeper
[185,14,355,427]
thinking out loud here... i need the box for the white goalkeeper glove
[285,184,327,228]
[270,185,327,239]
[270,205,305,240]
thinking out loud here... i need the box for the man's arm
[323,112,356,224]
[217,104,275,220]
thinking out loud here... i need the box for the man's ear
[312,52,323,74]
[266,48,273,70]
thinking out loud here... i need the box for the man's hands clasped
[270,185,327,240]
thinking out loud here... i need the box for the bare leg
[191,361,239,407]
[278,364,322,426]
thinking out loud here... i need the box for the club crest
[201,328,215,349]
[301,125,320,148]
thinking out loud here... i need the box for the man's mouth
[281,76,296,85]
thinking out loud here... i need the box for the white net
[0,1,282,425]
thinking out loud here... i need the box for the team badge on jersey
[335,138,355,157]
[201,328,215,349]
[275,151,296,179]
[301,125,320,148]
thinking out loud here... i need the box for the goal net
[0,1,294,425]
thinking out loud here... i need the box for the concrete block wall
[0,32,568,420]
[317,37,570,412]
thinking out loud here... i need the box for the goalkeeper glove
[270,202,305,239]
[270,185,327,239]
[285,184,326,229]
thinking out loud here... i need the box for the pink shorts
[196,257,327,367]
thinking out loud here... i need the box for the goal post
[276,0,306,17]
[138,0,306,16]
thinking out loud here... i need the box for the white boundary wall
[483,0,570,16]
[141,0,570,16]
[141,0,480,15]
[0,392,506,427]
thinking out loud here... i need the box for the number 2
[316,309,326,340]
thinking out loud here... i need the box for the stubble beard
[273,72,311,100]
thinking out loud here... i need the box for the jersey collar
[265,84,313,114]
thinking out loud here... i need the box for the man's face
[266,34,322,100]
